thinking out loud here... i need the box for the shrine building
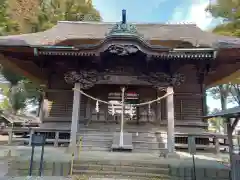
[0,11,240,153]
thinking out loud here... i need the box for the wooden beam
[227,118,234,179]
[232,118,239,132]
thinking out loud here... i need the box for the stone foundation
[169,166,230,180]
[6,159,231,180]
[8,160,71,176]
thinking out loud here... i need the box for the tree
[206,0,240,37]
[206,0,240,114]
[206,0,240,21]
[0,68,42,113]
[0,0,102,113]
[0,0,18,35]
[8,0,101,33]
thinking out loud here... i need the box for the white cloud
[171,0,214,30]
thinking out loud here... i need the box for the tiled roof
[0,21,239,47]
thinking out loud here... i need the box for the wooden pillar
[167,87,175,153]
[85,98,92,126]
[227,117,236,180]
[70,83,81,153]
[156,88,162,125]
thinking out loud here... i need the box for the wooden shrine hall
[0,10,240,153]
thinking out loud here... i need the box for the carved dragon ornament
[64,70,185,89]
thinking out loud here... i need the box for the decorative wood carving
[138,72,185,88]
[106,22,144,39]
[64,70,105,89]
[106,44,139,56]
[64,68,185,89]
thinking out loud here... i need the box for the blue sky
[92,0,232,111]
[92,0,221,30]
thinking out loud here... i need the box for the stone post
[8,128,13,145]
[214,136,220,154]
[70,83,81,154]
[54,131,59,147]
[167,87,175,153]
[28,129,35,146]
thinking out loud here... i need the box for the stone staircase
[77,126,167,154]
[72,159,170,179]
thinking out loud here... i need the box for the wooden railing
[2,127,239,154]
[3,127,70,147]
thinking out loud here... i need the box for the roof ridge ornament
[105,10,144,38]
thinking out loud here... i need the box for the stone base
[65,145,77,156]
[166,152,180,159]
[111,132,133,151]
[111,145,133,152]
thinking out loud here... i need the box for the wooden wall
[43,65,206,129]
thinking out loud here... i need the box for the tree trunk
[10,85,18,115]
[219,85,227,134]
[37,94,43,117]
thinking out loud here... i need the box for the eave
[34,46,216,59]
[207,69,240,87]
[0,53,47,85]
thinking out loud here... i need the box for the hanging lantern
[95,100,99,113]
[111,104,115,116]
[130,104,133,118]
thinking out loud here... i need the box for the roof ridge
[57,21,196,26]
[165,21,196,25]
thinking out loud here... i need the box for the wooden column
[227,119,234,179]
[70,83,81,153]
[85,98,92,126]
[202,84,207,116]
[167,87,175,153]
[156,88,162,125]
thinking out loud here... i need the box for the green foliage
[30,0,101,32]
[206,0,240,37]
[206,1,240,130]
[206,0,240,21]
[207,108,225,133]
[212,21,240,37]
[0,68,24,86]
[0,0,19,35]
[0,0,102,112]
[0,84,11,110]
[207,84,240,106]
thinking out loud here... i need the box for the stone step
[72,169,170,179]
[77,130,166,153]
[78,129,157,135]
[81,144,111,149]
[80,146,110,151]
[81,139,111,143]
[74,160,169,169]
[73,163,169,174]
[133,149,167,155]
